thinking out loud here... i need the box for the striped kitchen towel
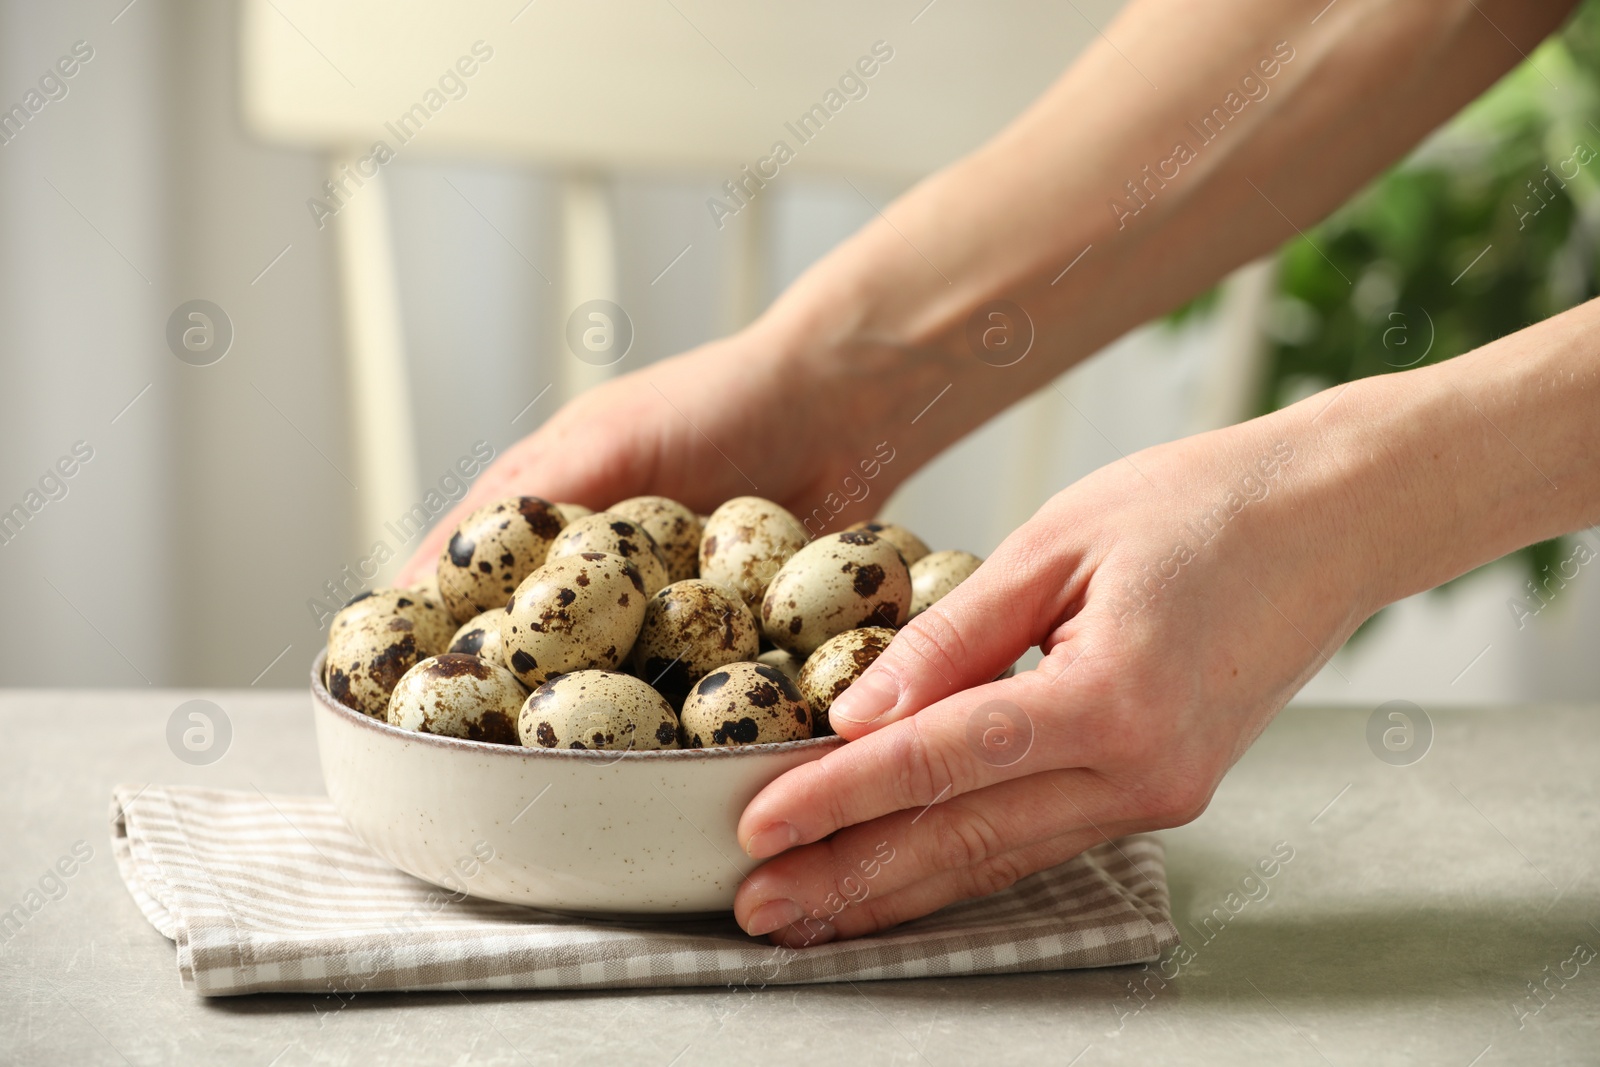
[110,783,1179,997]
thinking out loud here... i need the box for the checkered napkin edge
[110,783,1179,997]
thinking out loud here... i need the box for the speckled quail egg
[845,521,931,565]
[447,608,507,663]
[437,497,567,623]
[608,496,703,583]
[330,588,456,651]
[755,647,803,685]
[500,552,648,688]
[681,661,812,747]
[326,590,455,716]
[546,513,670,596]
[760,530,911,657]
[553,502,594,525]
[518,670,679,751]
[798,627,896,735]
[698,497,809,613]
[385,654,526,744]
[628,579,759,709]
[910,550,983,619]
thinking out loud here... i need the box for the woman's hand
[397,0,1572,598]
[395,323,938,586]
[730,290,1600,947]
[731,403,1384,945]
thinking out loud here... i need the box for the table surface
[1,690,1597,1066]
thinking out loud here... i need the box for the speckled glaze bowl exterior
[310,651,842,916]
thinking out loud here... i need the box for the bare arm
[725,0,1600,944]
[761,0,1580,469]
[400,0,1575,582]
[733,254,1600,949]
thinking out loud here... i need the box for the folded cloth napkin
[110,783,1179,997]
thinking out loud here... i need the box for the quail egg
[608,496,703,583]
[910,550,983,618]
[553,502,594,525]
[330,588,456,651]
[385,654,526,744]
[546,513,670,596]
[759,529,911,657]
[447,608,507,663]
[845,521,931,565]
[680,661,812,747]
[326,590,455,716]
[797,627,896,735]
[518,670,679,751]
[698,497,809,612]
[500,552,648,688]
[437,496,567,623]
[755,647,803,685]
[628,579,759,709]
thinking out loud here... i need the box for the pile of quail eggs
[322,494,984,752]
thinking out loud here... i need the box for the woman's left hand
[731,403,1387,945]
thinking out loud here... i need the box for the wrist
[1251,381,1414,624]
[739,277,975,467]
[1271,301,1600,614]
[751,155,1117,459]
[764,145,1117,351]
[757,169,981,354]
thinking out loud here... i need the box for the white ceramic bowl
[310,651,843,916]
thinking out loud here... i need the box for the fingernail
[829,672,898,726]
[744,821,800,859]
[745,899,805,937]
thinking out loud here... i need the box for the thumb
[829,537,1071,737]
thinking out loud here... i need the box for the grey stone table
[1,690,1597,1066]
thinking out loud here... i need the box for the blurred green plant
[1248,5,1600,595]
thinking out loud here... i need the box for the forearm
[1284,298,1600,615]
[761,0,1574,446]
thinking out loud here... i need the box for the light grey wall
[165,0,351,689]
[0,0,175,686]
[0,0,349,688]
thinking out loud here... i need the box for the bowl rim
[310,649,846,762]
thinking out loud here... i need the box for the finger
[828,530,1084,736]
[740,664,1106,860]
[735,767,1130,936]
[765,826,1129,947]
